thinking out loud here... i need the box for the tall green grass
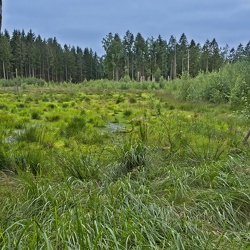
[0,80,250,249]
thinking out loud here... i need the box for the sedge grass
[0,84,250,249]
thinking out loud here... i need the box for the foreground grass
[0,84,250,249]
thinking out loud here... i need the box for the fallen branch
[243,128,250,143]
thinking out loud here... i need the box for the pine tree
[244,41,250,60]
[209,38,222,71]
[155,35,168,78]
[10,30,23,77]
[102,33,125,81]
[34,35,46,79]
[75,46,83,82]
[220,44,230,63]
[134,33,147,81]
[93,52,102,79]
[63,45,76,82]
[228,48,236,63]
[123,30,134,79]
[168,35,177,79]
[235,43,245,61]
[200,39,211,72]
[177,33,189,74]
[102,32,114,79]
[147,36,157,80]
[0,32,12,79]
[26,30,36,77]
[188,39,200,77]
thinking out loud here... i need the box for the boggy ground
[0,84,250,249]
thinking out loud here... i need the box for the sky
[3,0,250,55]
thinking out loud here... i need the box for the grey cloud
[3,0,249,54]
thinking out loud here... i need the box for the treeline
[0,29,250,83]
[102,31,250,81]
[0,29,103,82]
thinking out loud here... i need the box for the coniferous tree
[177,33,189,75]
[168,35,177,79]
[235,43,245,61]
[102,32,114,79]
[244,41,250,60]
[63,45,77,82]
[209,38,222,71]
[228,48,236,63]
[0,32,12,79]
[102,33,125,80]
[45,38,54,81]
[52,38,64,82]
[123,30,134,79]
[83,48,96,80]
[10,30,22,77]
[220,44,230,63]
[111,34,124,81]
[200,39,211,72]
[93,52,103,79]
[155,35,168,78]
[82,47,90,80]
[25,30,36,77]
[75,46,83,82]
[147,36,157,80]
[188,39,200,77]
[46,37,63,82]
[69,46,77,82]
[1,28,248,82]
[34,35,46,79]
[134,33,148,81]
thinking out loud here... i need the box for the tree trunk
[115,67,119,81]
[0,0,2,33]
[2,60,6,79]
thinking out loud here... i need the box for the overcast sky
[3,0,250,55]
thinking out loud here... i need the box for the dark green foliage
[115,95,125,104]
[123,109,132,117]
[47,103,56,109]
[0,103,9,110]
[0,30,102,82]
[0,146,8,170]
[128,97,137,103]
[0,28,249,83]
[31,110,41,120]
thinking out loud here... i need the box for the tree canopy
[0,29,249,82]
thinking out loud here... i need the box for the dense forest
[0,29,250,82]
